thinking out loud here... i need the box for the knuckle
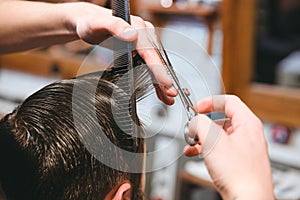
[247,115,264,135]
[253,116,263,130]
[138,49,153,60]
[113,18,126,28]
[228,95,241,103]
[197,114,208,121]
[132,16,146,27]
[145,21,154,28]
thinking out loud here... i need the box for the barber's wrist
[220,181,275,200]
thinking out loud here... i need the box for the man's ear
[112,182,131,200]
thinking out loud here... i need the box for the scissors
[147,34,199,146]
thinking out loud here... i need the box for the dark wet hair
[0,67,152,199]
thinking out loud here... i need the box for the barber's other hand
[184,95,274,200]
[65,2,177,105]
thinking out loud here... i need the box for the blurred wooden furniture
[222,0,300,127]
[0,48,106,79]
[135,2,220,55]
[177,171,220,200]
[179,170,214,189]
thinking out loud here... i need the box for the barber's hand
[184,95,274,200]
[66,2,177,105]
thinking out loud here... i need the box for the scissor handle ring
[186,105,197,120]
[184,122,199,146]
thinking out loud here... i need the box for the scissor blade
[147,34,196,119]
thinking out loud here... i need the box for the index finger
[132,20,174,90]
[185,114,224,157]
[193,95,256,121]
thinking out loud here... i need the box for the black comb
[110,0,140,152]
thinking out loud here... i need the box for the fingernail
[165,86,178,96]
[122,27,137,39]
[170,86,178,95]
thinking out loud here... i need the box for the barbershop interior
[0,0,300,199]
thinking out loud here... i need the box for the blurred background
[0,0,300,199]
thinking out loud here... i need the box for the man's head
[0,73,146,200]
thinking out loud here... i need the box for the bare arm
[0,0,177,104]
[0,0,75,53]
[0,0,132,53]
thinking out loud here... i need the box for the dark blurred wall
[254,0,300,84]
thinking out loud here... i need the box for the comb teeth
[110,39,138,152]
[111,0,131,24]
[113,70,134,134]
[111,0,135,136]
[110,0,141,152]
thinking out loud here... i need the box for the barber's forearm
[220,184,275,200]
[0,0,79,54]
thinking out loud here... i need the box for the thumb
[184,114,224,157]
[107,18,138,41]
[115,26,138,42]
